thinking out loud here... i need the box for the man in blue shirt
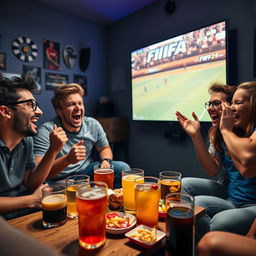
[33,83,129,188]
[0,75,67,219]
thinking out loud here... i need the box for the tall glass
[165,192,195,256]
[66,174,90,219]
[94,164,114,189]
[76,181,108,250]
[159,171,181,200]
[122,168,144,214]
[135,176,160,228]
[42,184,67,228]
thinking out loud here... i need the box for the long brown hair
[208,83,236,152]
[236,81,256,136]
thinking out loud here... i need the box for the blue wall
[1,0,107,124]
[107,0,255,177]
[1,0,256,178]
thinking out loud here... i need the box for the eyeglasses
[204,100,222,109]
[5,99,40,111]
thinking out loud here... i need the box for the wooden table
[8,206,205,256]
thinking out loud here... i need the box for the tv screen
[131,20,228,122]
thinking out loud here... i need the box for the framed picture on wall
[23,65,42,94]
[0,52,6,70]
[73,74,87,96]
[43,39,61,71]
[45,72,68,90]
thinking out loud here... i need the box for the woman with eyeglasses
[176,82,256,244]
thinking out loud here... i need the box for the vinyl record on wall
[12,37,38,62]
[63,44,76,69]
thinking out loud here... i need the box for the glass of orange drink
[122,168,144,214]
[66,174,90,219]
[135,176,160,228]
[159,171,182,200]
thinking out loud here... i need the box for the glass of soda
[165,192,195,256]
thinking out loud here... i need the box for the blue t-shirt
[209,132,256,207]
[33,116,109,182]
[0,137,36,197]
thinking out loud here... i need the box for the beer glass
[165,192,195,256]
[94,164,114,189]
[159,171,181,200]
[76,181,108,250]
[42,184,67,228]
[135,176,160,228]
[66,174,90,219]
[122,168,144,214]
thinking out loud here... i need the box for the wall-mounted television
[131,20,228,122]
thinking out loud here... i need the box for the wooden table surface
[8,206,205,256]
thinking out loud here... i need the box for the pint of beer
[94,164,114,189]
[76,181,108,250]
[66,174,90,219]
[42,184,67,228]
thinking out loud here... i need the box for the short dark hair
[0,74,37,106]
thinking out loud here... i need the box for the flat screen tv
[131,20,228,122]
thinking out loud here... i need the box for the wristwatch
[101,158,113,165]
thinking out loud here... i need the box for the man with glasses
[0,75,67,219]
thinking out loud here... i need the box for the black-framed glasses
[204,100,222,109]
[5,99,39,111]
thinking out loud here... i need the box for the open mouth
[72,114,82,123]
[30,116,39,128]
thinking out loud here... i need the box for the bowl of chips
[106,212,136,235]
[125,224,166,248]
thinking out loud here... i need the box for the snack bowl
[106,212,136,235]
[125,224,166,249]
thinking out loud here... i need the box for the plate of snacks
[125,224,166,249]
[106,212,136,235]
[159,199,167,218]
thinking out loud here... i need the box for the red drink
[166,206,194,256]
[94,169,114,189]
[76,183,108,250]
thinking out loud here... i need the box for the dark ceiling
[34,0,157,26]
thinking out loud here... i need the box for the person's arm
[176,111,221,176]
[35,140,86,178]
[24,126,67,190]
[247,219,256,239]
[197,231,256,256]
[220,103,256,178]
[98,146,113,169]
[0,184,47,214]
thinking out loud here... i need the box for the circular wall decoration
[12,37,38,62]
[63,45,77,68]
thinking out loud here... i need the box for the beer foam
[95,169,113,174]
[42,194,67,210]
[80,189,106,200]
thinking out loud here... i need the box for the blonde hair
[236,81,256,136]
[51,83,84,110]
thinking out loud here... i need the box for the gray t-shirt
[0,137,36,196]
[33,116,109,181]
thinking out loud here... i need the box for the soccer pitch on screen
[132,61,226,122]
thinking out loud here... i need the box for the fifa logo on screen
[146,41,186,63]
